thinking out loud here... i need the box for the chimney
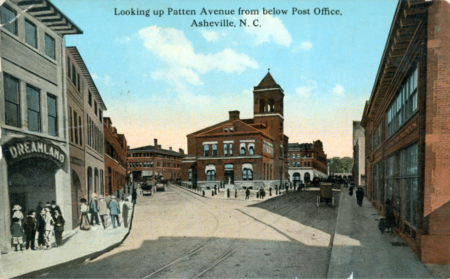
[169,147,172,151]
[229,110,240,121]
[154,138,158,148]
[179,148,184,155]
[158,145,161,150]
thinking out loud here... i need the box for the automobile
[141,183,153,196]
[155,177,167,192]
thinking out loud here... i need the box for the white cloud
[243,13,292,47]
[295,79,317,98]
[138,26,258,87]
[200,30,219,42]
[332,84,345,95]
[92,74,111,85]
[300,41,313,50]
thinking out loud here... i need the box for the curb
[15,202,137,279]
[326,184,345,279]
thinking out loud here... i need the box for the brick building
[287,141,328,185]
[352,121,365,188]
[127,139,183,183]
[361,0,450,264]
[0,0,81,250]
[104,117,127,197]
[181,72,289,189]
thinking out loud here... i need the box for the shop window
[45,33,55,59]
[26,85,40,132]
[4,74,20,128]
[47,94,58,136]
[0,4,17,35]
[25,20,37,48]
[204,145,209,157]
[212,144,217,157]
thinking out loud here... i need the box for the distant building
[361,0,450,264]
[181,72,289,189]
[127,139,183,183]
[352,121,365,188]
[287,141,328,184]
[0,0,81,250]
[104,117,127,197]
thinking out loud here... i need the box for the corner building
[104,117,127,197]
[0,0,82,251]
[287,141,328,184]
[361,0,450,264]
[181,72,289,189]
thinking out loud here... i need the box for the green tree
[329,157,353,174]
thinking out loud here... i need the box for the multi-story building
[181,72,289,189]
[287,141,328,184]
[361,0,450,264]
[104,117,127,197]
[0,0,81,250]
[127,138,183,183]
[352,121,365,188]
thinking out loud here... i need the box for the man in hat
[50,201,62,217]
[89,195,100,226]
[98,196,109,229]
[109,196,121,228]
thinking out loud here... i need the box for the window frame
[25,19,37,48]
[0,4,17,35]
[26,84,41,132]
[44,33,55,60]
[47,93,58,136]
[4,73,21,128]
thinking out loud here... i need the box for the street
[36,184,339,278]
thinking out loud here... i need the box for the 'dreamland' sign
[2,137,68,171]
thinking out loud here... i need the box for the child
[23,210,37,250]
[11,217,24,252]
[51,211,65,247]
[12,205,24,225]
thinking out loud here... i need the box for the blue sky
[53,0,398,157]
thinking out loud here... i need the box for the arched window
[268,99,275,112]
[87,167,93,198]
[242,163,253,181]
[94,168,99,194]
[240,146,246,155]
[204,145,209,157]
[259,99,266,112]
[293,172,301,182]
[248,143,255,155]
[206,170,216,181]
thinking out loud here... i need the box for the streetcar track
[143,184,325,279]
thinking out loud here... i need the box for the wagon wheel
[317,196,320,208]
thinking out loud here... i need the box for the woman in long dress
[80,198,90,230]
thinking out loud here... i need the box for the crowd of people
[10,189,136,253]
[10,201,64,252]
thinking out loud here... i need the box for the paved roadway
[36,184,339,278]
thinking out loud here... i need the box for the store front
[0,136,70,252]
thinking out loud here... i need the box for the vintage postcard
[0,0,449,278]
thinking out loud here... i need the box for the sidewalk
[327,186,434,278]
[0,197,134,279]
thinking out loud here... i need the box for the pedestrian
[11,217,24,252]
[98,196,109,229]
[275,186,278,195]
[356,187,364,207]
[385,199,395,233]
[37,209,46,249]
[45,202,51,210]
[80,198,90,231]
[50,201,62,217]
[109,196,121,228]
[262,188,266,199]
[23,210,37,251]
[36,202,43,223]
[349,185,354,196]
[269,187,272,196]
[12,205,24,225]
[256,192,259,199]
[51,211,65,247]
[227,188,230,198]
[122,198,132,228]
[89,195,100,226]
[132,189,137,204]
[245,188,250,199]
[43,208,54,249]
[235,189,237,198]
[138,185,143,196]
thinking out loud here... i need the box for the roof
[254,72,282,90]
[128,145,183,157]
[11,0,83,36]
[288,143,314,150]
[66,47,107,110]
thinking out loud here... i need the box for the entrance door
[224,164,234,185]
